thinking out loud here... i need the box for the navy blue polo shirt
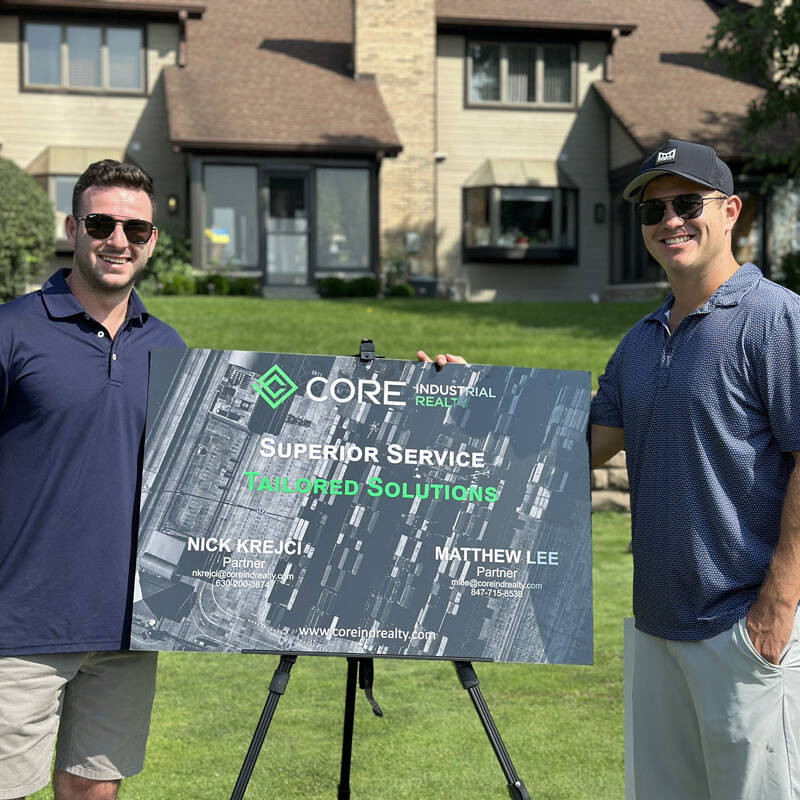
[591,263,800,641]
[0,270,184,655]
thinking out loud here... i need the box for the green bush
[161,273,196,295]
[347,276,380,297]
[318,277,348,298]
[229,277,260,296]
[387,282,415,298]
[195,274,231,296]
[137,228,194,295]
[780,251,800,295]
[319,276,380,298]
[0,157,55,301]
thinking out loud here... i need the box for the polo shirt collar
[40,269,149,324]
[645,262,762,326]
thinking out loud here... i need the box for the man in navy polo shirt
[592,140,800,798]
[0,161,184,800]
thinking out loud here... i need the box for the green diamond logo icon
[252,365,298,409]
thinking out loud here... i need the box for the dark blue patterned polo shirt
[0,270,185,655]
[591,263,800,641]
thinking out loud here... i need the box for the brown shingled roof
[437,0,636,32]
[1,0,205,17]
[164,0,401,155]
[592,0,767,162]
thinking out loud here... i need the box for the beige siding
[610,115,642,171]
[0,18,186,229]
[355,0,436,274]
[436,35,611,300]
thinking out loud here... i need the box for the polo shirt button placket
[109,340,122,384]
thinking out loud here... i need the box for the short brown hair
[72,160,155,217]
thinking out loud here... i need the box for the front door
[265,173,309,286]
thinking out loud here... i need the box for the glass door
[265,173,309,286]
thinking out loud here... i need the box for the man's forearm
[747,452,800,663]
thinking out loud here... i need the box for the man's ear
[65,215,78,249]
[724,194,743,233]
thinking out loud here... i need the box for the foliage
[137,228,194,295]
[382,245,409,286]
[779,251,800,294]
[196,273,230,296]
[228,277,260,296]
[318,276,380,298]
[387,282,416,298]
[347,276,380,297]
[707,1,800,175]
[318,277,348,298]
[0,157,55,301]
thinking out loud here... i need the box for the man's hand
[746,598,795,665]
[417,351,466,369]
[747,451,800,664]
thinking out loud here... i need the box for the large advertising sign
[131,350,592,664]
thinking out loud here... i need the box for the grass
[31,513,633,800]
[27,297,646,799]
[142,297,655,388]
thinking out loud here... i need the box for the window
[468,42,574,107]
[204,165,259,268]
[315,168,371,269]
[464,186,578,262]
[23,22,144,92]
[53,176,78,242]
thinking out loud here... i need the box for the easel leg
[338,658,360,800]
[453,661,531,800]
[230,654,297,800]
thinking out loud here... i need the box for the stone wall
[591,449,630,511]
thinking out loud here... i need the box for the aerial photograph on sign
[132,349,592,664]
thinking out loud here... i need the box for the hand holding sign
[416,350,467,369]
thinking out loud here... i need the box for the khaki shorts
[0,650,157,799]
[627,610,800,800]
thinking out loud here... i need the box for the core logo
[306,377,406,406]
[252,365,298,409]
[655,148,677,165]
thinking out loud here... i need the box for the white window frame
[466,41,575,108]
[23,20,146,95]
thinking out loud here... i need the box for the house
[1,0,794,300]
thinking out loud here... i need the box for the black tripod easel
[229,341,530,799]
[229,655,529,800]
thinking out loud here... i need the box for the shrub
[318,277,348,298]
[387,283,415,298]
[137,228,194,295]
[780,251,800,295]
[196,274,231,296]
[319,276,381,298]
[161,273,196,295]
[229,277,260,296]
[347,276,380,297]
[0,157,55,301]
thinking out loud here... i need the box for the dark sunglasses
[75,213,155,245]
[637,194,726,226]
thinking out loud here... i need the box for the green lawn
[31,513,632,800]
[27,297,645,799]
[142,297,655,388]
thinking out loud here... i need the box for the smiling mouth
[662,235,693,245]
[99,255,131,265]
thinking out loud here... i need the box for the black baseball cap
[623,139,734,201]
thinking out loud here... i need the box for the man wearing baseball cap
[591,139,800,798]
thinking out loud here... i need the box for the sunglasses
[637,194,726,226]
[75,213,155,245]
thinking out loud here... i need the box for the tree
[707,0,800,175]
[0,157,54,302]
